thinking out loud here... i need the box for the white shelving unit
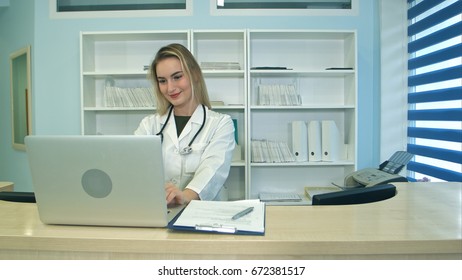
[247,30,357,199]
[80,30,189,135]
[80,29,357,201]
[191,30,247,200]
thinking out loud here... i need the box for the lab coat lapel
[163,114,179,147]
[178,105,204,143]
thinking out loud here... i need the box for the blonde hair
[150,43,211,115]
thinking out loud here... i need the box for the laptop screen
[25,135,171,227]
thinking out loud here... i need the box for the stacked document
[258,84,301,106]
[170,200,265,235]
[259,192,302,202]
[104,86,155,107]
[251,139,295,163]
[259,192,310,206]
[200,62,241,70]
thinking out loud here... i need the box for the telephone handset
[344,151,413,188]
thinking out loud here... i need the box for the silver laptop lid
[25,135,169,227]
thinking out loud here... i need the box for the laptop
[25,135,182,227]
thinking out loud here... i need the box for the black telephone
[344,151,413,188]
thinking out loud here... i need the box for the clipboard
[168,200,266,235]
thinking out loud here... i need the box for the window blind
[407,0,462,182]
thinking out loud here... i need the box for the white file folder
[291,121,308,162]
[321,120,341,161]
[307,120,322,162]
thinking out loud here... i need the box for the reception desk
[0,182,461,259]
[0,182,14,192]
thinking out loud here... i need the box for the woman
[135,43,235,207]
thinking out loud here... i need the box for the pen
[232,207,254,220]
[195,224,236,234]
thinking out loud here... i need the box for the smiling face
[155,57,197,116]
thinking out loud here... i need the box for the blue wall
[0,0,34,191]
[1,0,380,191]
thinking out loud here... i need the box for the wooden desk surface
[0,182,14,192]
[0,182,461,260]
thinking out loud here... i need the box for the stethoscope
[156,104,206,155]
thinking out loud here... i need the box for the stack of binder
[251,139,295,163]
[307,120,322,161]
[321,120,341,161]
[104,86,155,107]
[291,121,308,162]
[258,84,301,106]
[290,120,343,162]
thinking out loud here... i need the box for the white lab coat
[134,105,235,200]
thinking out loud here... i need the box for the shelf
[81,30,189,41]
[83,107,156,112]
[83,69,247,77]
[83,71,149,77]
[202,70,245,76]
[251,161,355,167]
[248,30,356,40]
[250,105,355,110]
[211,105,245,110]
[250,69,355,77]
[231,160,246,167]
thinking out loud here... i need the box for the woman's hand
[165,182,199,207]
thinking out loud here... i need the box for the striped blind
[407,0,462,182]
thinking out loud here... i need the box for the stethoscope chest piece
[179,146,193,155]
